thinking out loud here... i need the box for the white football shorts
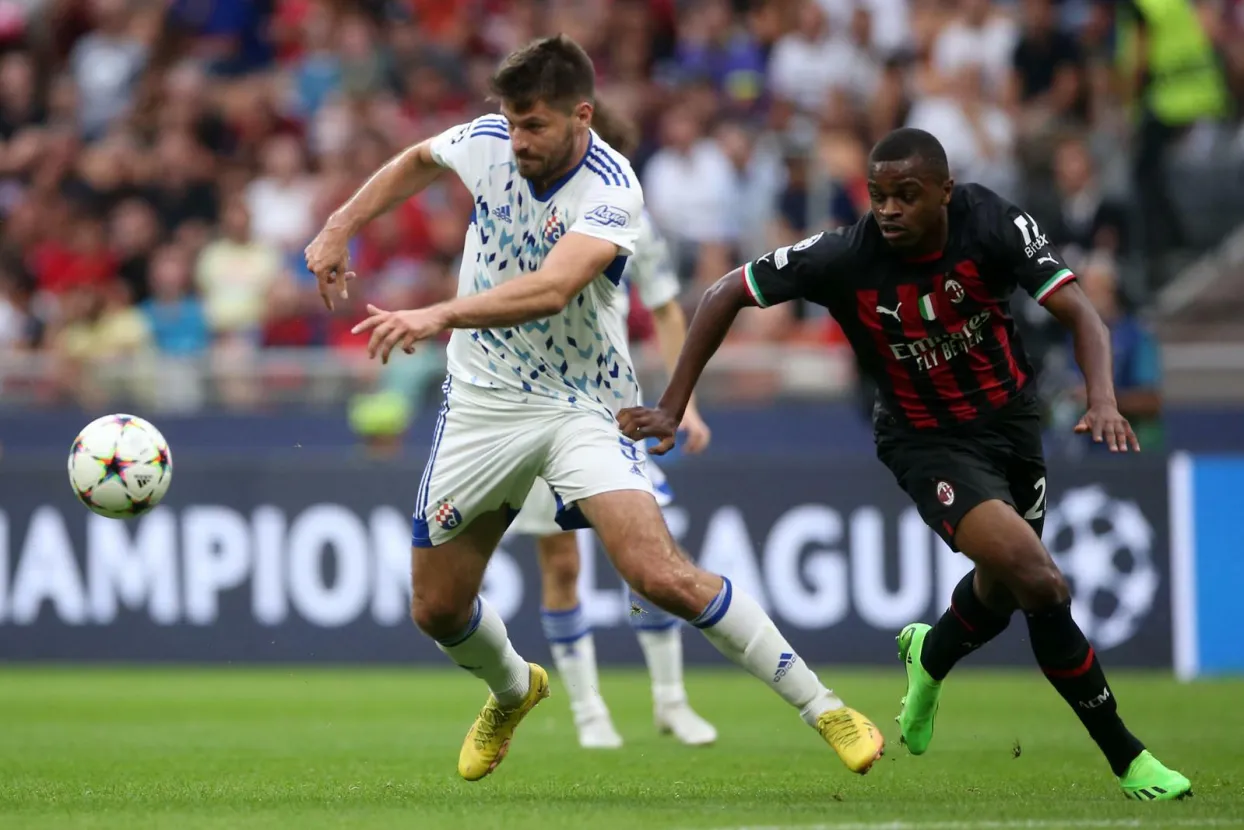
[508,455,673,538]
[412,376,655,547]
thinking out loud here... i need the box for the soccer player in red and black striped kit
[619,128,1191,801]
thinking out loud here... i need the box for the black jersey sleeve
[981,188,1077,305]
[741,229,852,308]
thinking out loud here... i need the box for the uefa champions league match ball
[67,413,173,519]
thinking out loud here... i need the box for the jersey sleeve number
[1012,214,1048,257]
[1022,476,1047,521]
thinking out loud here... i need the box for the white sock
[436,596,531,708]
[541,605,608,721]
[635,628,687,709]
[628,588,688,708]
[692,577,843,726]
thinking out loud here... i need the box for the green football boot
[895,622,942,755]
[1119,751,1193,801]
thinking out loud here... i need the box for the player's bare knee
[1013,557,1070,609]
[974,568,1020,615]
[409,595,473,641]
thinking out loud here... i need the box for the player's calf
[955,501,1153,779]
[410,519,534,710]
[918,568,1014,681]
[580,489,884,772]
[537,532,581,609]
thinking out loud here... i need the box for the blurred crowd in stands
[0,0,1239,446]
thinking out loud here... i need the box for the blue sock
[541,604,590,646]
[541,604,606,718]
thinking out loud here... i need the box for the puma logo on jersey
[1037,254,1058,267]
[877,303,902,321]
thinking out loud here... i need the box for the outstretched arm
[621,229,844,453]
[306,140,445,310]
[659,271,749,421]
[325,141,443,239]
[649,300,711,453]
[985,192,1140,452]
[436,232,620,328]
[352,232,622,362]
[1043,283,1139,452]
[618,269,749,454]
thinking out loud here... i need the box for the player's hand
[304,227,355,311]
[352,304,448,364]
[617,405,680,456]
[1074,403,1140,452]
[679,404,711,454]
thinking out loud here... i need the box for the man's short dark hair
[869,128,950,181]
[590,102,638,157]
[489,34,596,113]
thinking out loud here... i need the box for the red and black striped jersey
[742,184,1076,432]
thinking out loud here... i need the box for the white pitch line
[699,820,1242,830]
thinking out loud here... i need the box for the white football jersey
[430,114,644,418]
[456,205,683,413]
[619,208,681,318]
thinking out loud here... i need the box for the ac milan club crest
[936,480,955,506]
[944,279,966,304]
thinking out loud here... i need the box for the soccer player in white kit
[506,106,717,750]
[306,35,884,781]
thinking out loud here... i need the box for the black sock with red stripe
[1026,600,1145,776]
[920,570,1011,681]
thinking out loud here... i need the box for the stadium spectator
[1045,134,1129,267]
[642,106,739,290]
[1009,0,1087,128]
[932,0,1019,99]
[195,196,281,341]
[141,243,210,356]
[905,63,1019,197]
[69,0,150,141]
[767,0,878,117]
[110,196,161,304]
[246,134,317,254]
[0,255,42,350]
[673,0,766,113]
[0,50,44,140]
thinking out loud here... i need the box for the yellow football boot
[457,663,550,781]
[816,706,886,774]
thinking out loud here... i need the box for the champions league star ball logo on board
[1045,485,1159,651]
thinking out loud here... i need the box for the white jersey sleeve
[428,115,510,181]
[566,174,645,257]
[628,210,682,310]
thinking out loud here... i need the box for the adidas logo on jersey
[492,205,513,224]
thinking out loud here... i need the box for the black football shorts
[875,392,1047,550]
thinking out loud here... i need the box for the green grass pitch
[1,666,1241,830]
